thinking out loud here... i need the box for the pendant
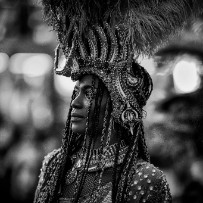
[65,169,78,185]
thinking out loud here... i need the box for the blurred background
[0,0,203,202]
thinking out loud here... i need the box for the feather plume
[41,0,203,56]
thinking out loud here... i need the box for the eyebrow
[74,84,93,90]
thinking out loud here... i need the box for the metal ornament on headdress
[42,0,203,134]
[121,102,140,135]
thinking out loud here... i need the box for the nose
[71,91,83,109]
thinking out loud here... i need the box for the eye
[85,88,95,100]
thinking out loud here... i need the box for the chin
[71,123,86,134]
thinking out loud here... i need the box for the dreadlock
[111,121,150,203]
[90,86,112,202]
[138,123,150,162]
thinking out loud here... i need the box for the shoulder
[128,160,172,203]
[40,148,62,174]
[35,148,62,193]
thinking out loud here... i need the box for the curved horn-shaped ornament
[115,76,127,101]
[78,39,88,59]
[116,26,129,61]
[59,17,76,46]
[88,29,98,60]
[95,25,108,61]
[76,27,88,59]
[104,23,118,63]
[122,43,128,61]
[54,42,75,77]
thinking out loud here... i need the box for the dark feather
[41,0,203,56]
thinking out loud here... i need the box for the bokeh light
[54,55,76,98]
[173,59,201,93]
[137,56,156,75]
[54,74,75,98]
[0,53,9,73]
[9,53,52,77]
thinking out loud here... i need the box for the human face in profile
[71,75,109,135]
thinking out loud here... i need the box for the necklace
[65,141,127,185]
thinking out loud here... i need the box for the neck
[85,127,120,149]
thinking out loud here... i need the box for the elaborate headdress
[35,1,203,203]
[42,0,203,134]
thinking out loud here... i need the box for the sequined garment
[35,149,172,203]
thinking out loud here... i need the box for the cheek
[84,99,91,109]
[71,119,87,134]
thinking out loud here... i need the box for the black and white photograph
[0,1,203,202]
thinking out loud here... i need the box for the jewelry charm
[65,159,83,185]
[65,169,78,185]
[121,102,141,135]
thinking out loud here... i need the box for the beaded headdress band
[42,0,203,134]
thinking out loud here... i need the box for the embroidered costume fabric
[35,149,171,203]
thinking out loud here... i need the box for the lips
[71,113,85,121]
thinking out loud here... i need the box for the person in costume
[34,1,203,202]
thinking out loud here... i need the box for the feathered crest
[41,0,203,56]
